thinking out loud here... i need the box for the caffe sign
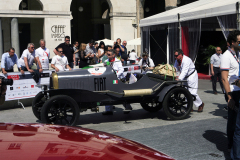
[51,25,66,41]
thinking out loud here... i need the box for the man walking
[54,36,75,68]
[174,49,204,112]
[1,48,18,74]
[35,39,50,70]
[210,47,224,94]
[220,30,240,158]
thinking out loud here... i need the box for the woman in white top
[96,41,105,63]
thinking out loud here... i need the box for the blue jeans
[232,106,240,159]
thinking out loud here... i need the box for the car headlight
[52,73,59,89]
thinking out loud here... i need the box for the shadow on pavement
[76,107,191,125]
[210,103,228,119]
[203,130,231,160]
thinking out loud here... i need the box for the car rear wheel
[163,87,193,120]
[41,95,80,126]
[140,102,162,112]
[32,92,46,120]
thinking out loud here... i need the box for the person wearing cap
[139,52,155,74]
[128,49,139,62]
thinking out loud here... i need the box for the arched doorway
[18,0,44,55]
[143,0,165,18]
[70,0,111,44]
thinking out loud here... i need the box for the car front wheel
[32,92,46,120]
[41,95,80,126]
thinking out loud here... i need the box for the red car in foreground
[0,123,174,160]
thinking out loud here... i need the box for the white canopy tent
[140,0,238,27]
[140,0,240,65]
[127,38,141,45]
[96,38,114,46]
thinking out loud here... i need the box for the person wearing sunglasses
[51,47,72,72]
[210,47,224,95]
[18,43,43,74]
[102,49,132,115]
[174,48,204,113]
[53,36,75,69]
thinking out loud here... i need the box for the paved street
[0,79,230,159]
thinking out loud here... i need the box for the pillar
[165,0,177,10]
[0,18,3,58]
[11,18,20,58]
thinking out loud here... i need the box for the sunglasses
[107,54,111,56]
[65,40,70,41]
[59,51,63,53]
[217,50,222,51]
[174,55,179,57]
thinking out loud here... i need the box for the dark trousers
[212,67,224,93]
[226,91,240,149]
[5,69,13,72]
[69,62,74,68]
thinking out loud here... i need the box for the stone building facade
[0,0,194,58]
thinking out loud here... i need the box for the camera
[116,42,118,45]
[0,76,13,85]
[142,66,147,70]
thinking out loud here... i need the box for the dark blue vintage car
[32,65,193,126]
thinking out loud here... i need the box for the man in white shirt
[102,49,132,115]
[128,49,139,61]
[174,49,204,112]
[18,43,43,74]
[139,52,155,74]
[35,39,50,70]
[221,30,240,157]
[51,47,72,72]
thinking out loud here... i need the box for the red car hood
[0,123,174,160]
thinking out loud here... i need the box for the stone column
[11,18,20,58]
[165,0,177,10]
[0,18,3,59]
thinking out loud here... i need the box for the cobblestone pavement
[0,79,230,159]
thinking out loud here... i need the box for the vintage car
[32,65,194,126]
[0,123,175,160]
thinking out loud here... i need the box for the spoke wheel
[140,102,162,112]
[32,92,47,120]
[163,87,193,120]
[41,95,80,126]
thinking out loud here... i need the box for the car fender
[157,84,179,102]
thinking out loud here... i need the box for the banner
[0,70,54,101]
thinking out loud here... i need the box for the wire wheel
[140,102,162,112]
[41,95,80,126]
[32,92,46,120]
[163,87,193,120]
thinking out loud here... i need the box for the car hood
[0,123,174,160]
